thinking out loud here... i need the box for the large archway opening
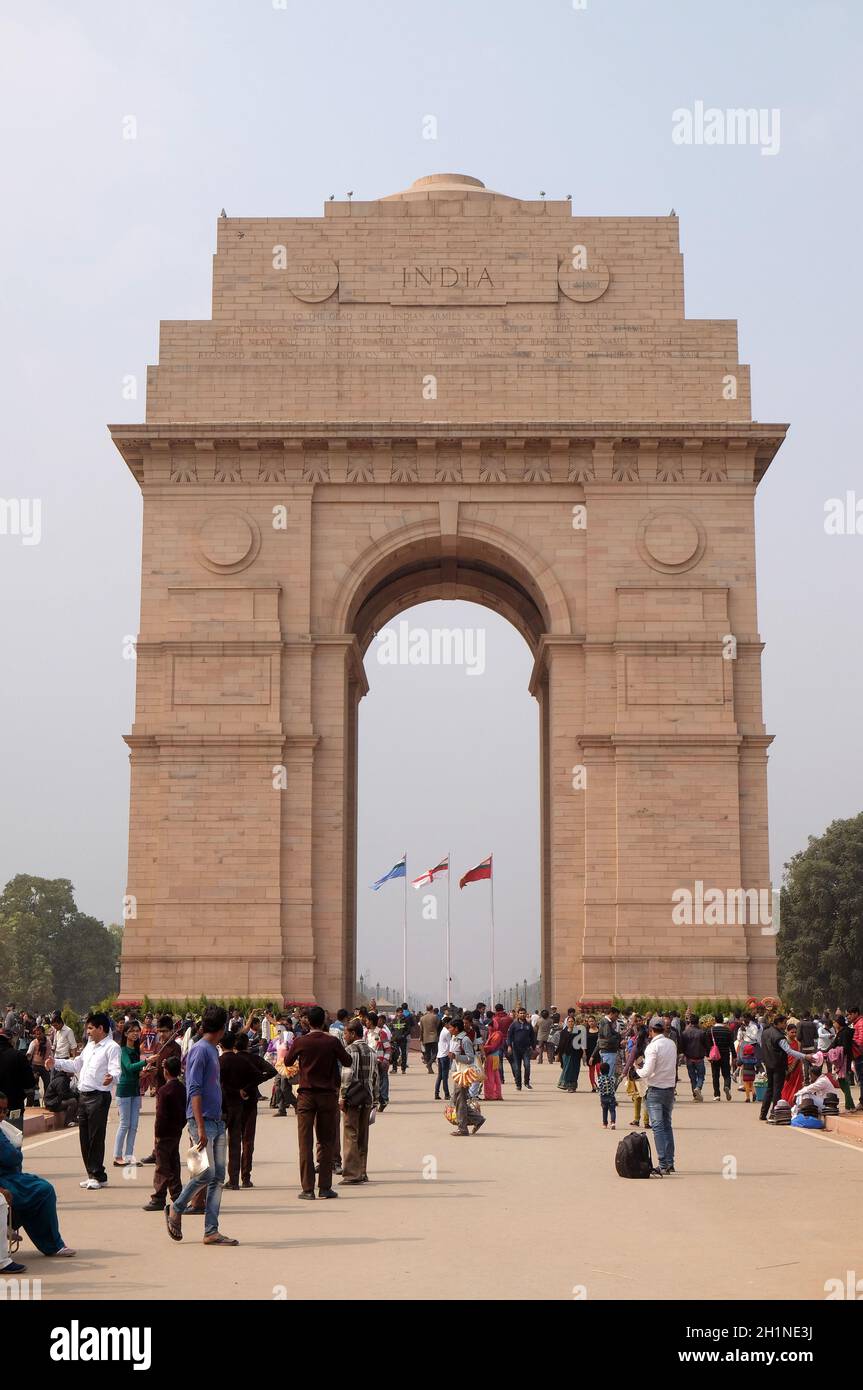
[356,598,540,1008]
[343,531,561,1009]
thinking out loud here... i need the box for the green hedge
[87,994,279,1019]
[611,996,773,1018]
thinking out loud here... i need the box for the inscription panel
[337,255,559,305]
[167,313,734,367]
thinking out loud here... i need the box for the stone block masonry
[111,173,785,1008]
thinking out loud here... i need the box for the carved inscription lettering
[401,265,494,290]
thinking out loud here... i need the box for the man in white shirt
[49,1011,121,1189]
[635,1021,679,1175]
[435,1019,452,1101]
[49,1011,77,1061]
[261,1007,277,1046]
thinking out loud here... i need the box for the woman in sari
[482,1023,505,1100]
[781,1024,805,1104]
[0,1090,75,1260]
[557,1016,581,1092]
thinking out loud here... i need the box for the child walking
[598,1062,620,1129]
[740,1042,757,1102]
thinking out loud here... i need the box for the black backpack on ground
[615,1130,655,1178]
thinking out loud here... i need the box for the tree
[0,875,122,1012]
[0,910,55,1012]
[778,812,863,1010]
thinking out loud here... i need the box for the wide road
[14,1062,863,1301]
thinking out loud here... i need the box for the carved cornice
[123,732,321,759]
[110,422,787,490]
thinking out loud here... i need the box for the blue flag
[371,856,406,891]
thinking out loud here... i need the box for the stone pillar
[310,637,367,1010]
[532,636,586,1008]
[739,735,777,998]
[120,735,159,1001]
[578,735,616,1000]
[279,731,318,1004]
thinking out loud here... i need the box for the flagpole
[489,850,494,1006]
[446,850,452,1007]
[403,850,408,1006]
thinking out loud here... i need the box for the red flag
[459,855,492,890]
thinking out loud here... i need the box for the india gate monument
[111,172,785,1010]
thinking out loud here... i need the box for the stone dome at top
[380,173,515,201]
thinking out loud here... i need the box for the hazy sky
[1,0,861,1002]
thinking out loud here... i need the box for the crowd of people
[1,995,862,1262]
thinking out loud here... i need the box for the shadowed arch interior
[345,532,561,657]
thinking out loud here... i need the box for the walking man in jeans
[681,1014,708,1101]
[49,1011,121,1189]
[165,1004,237,1246]
[592,1006,623,1079]
[435,1017,452,1100]
[635,1020,679,1175]
[506,1008,537,1091]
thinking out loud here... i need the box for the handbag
[186,1142,211,1178]
[708,1029,721,1063]
[0,1187,20,1255]
[827,1046,846,1079]
[344,1077,372,1108]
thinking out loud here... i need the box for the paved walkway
[17,1064,863,1300]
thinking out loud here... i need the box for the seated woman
[0,1090,75,1259]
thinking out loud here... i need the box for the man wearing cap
[635,1020,679,1175]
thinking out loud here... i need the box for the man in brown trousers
[283,1006,351,1199]
[142,1055,184,1211]
[419,1006,440,1073]
[339,1018,379,1185]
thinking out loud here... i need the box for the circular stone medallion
[286,259,339,303]
[197,511,261,573]
[637,510,705,573]
[558,257,610,302]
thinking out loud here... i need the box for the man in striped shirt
[338,1018,379,1185]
